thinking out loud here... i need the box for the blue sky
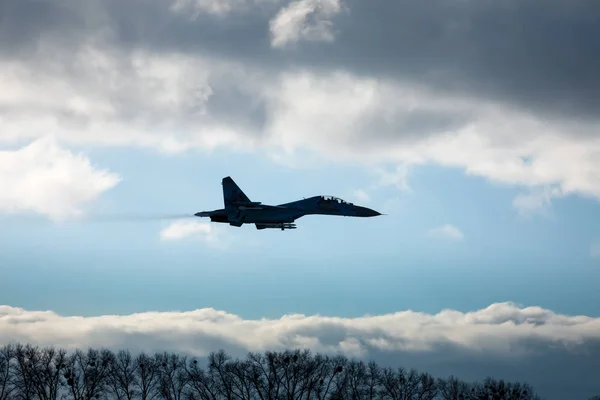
[1,0,600,398]
[1,145,599,319]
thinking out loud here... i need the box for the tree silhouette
[106,350,138,400]
[0,343,545,399]
[437,375,470,400]
[0,345,15,400]
[156,352,189,400]
[134,353,161,400]
[64,348,112,400]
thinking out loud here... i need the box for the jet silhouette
[195,176,382,230]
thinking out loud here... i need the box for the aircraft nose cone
[355,206,381,217]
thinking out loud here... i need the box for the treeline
[0,343,542,400]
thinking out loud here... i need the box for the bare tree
[437,375,471,400]
[0,345,15,400]
[205,350,237,400]
[323,359,383,400]
[470,377,541,400]
[12,343,40,400]
[0,343,547,400]
[156,352,189,400]
[244,349,334,400]
[416,373,437,400]
[289,350,330,400]
[106,350,138,400]
[344,360,368,400]
[364,361,381,400]
[322,355,348,400]
[33,346,68,400]
[184,357,219,400]
[10,344,67,400]
[286,350,327,400]
[134,353,161,400]
[228,359,259,400]
[245,351,279,400]
[64,348,112,400]
[261,349,315,400]
[380,367,432,400]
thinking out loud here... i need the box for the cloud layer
[0,302,599,399]
[0,136,120,220]
[269,0,343,48]
[2,0,600,214]
[5,302,597,359]
[427,224,464,242]
[160,220,230,249]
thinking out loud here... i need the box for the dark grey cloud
[0,0,85,55]
[3,0,598,123]
[3,0,600,214]
[327,0,600,122]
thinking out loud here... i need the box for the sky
[1,0,600,398]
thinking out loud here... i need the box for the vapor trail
[0,213,197,224]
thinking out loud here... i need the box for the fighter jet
[195,176,382,230]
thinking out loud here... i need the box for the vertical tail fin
[222,176,251,206]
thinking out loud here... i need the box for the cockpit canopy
[320,195,353,205]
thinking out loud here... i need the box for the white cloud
[427,224,464,242]
[352,189,371,204]
[170,0,246,17]
[0,302,598,359]
[375,164,412,192]
[0,136,120,221]
[0,46,260,154]
[170,0,279,17]
[269,0,343,48]
[160,220,229,249]
[5,42,600,213]
[512,187,563,217]
[263,71,600,211]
